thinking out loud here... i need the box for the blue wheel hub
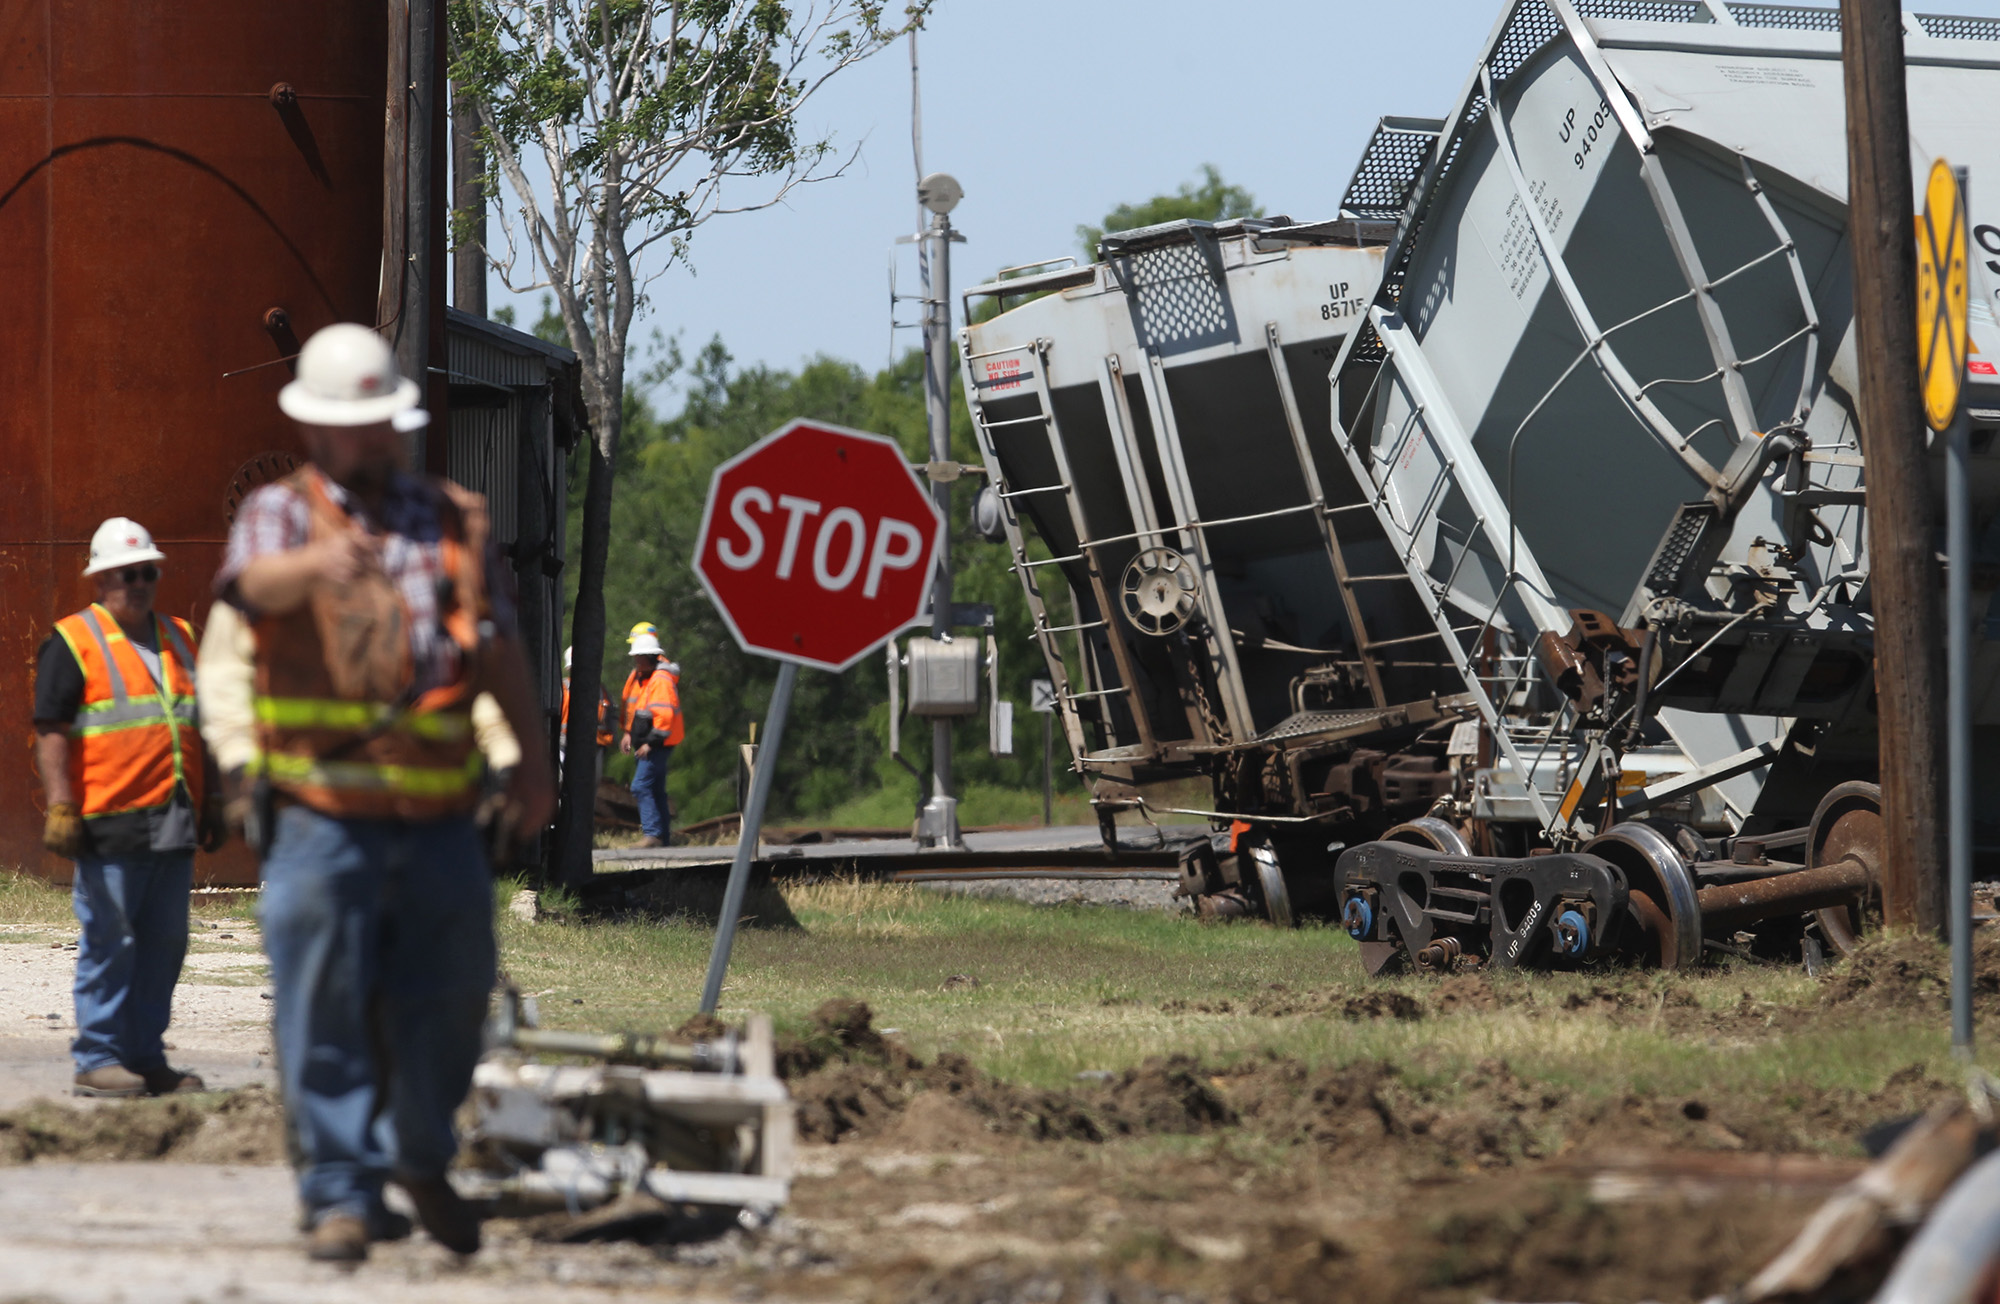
[1555,908,1590,957]
[1343,897,1373,939]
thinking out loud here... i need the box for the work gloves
[42,803,82,858]
[199,790,230,853]
[476,768,519,868]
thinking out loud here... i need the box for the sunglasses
[119,565,159,584]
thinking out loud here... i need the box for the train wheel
[1583,822,1703,969]
[1807,781,1882,959]
[1248,844,1295,928]
[1382,817,1472,856]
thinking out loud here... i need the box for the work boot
[397,1175,481,1255]
[369,1208,414,1242]
[306,1211,369,1263]
[72,1065,147,1098]
[140,1065,206,1095]
[633,835,664,849]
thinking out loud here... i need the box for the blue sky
[485,0,2000,398]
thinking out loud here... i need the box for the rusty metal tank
[0,4,388,882]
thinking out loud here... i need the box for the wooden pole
[1840,0,1946,932]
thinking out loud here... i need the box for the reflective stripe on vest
[255,748,483,799]
[54,606,203,819]
[252,698,472,742]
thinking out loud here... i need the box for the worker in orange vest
[620,625,682,848]
[219,323,554,1263]
[559,645,614,783]
[33,517,224,1099]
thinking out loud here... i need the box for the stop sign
[694,419,944,671]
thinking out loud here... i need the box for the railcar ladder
[962,337,1161,766]
[1327,320,1562,830]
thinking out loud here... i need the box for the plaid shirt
[218,467,516,696]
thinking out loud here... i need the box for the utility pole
[914,181,964,848]
[1841,0,1946,932]
[908,31,966,849]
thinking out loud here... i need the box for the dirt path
[0,1162,762,1303]
[0,924,276,1108]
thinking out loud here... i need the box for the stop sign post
[692,419,943,1011]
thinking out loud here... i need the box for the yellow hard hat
[627,621,659,646]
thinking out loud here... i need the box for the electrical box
[906,636,981,717]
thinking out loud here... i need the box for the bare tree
[449,0,929,883]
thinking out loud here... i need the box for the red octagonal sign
[694,419,944,671]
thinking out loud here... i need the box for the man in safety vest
[559,645,614,784]
[216,323,554,1263]
[33,518,224,1099]
[620,625,682,848]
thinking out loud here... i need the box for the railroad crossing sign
[1029,678,1058,713]
[694,419,945,671]
[1918,158,1970,433]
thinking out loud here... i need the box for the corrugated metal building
[442,307,583,749]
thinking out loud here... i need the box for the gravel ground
[914,876,1184,911]
[0,924,276,1108]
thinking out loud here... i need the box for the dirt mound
[1158,983,1427,1020]
[777,998,916,1082]
[0,1085,285,1166]
[784,1002,1239,1145]
[1431,973,1503,1013]
[1342,991,1424,1021]
[673,1011,730,1042]
[1222,1057,1567,1171]
[1821,932,2000,1014]
[1100,1057,1235,1134]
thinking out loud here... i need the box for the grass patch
[496,877,1996,1116]
[0,869,247,933]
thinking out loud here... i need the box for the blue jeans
[631,747,672,840]
[258,806,495,1223]
[71,852,192,1074]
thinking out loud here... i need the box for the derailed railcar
[1324,1,2000,972]
[959,139,1487,918]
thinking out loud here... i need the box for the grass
[6,859,1984,1125]
[495,875,1995,1110]
[0,869,251,935]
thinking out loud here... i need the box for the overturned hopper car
[1323,1,2000,973]
[959,151,1492,920]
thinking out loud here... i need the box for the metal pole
[1949,407,1973,1056]
[1043,712,1053,827]
[917,204,961,848]
[1949,165,1974,1057]
[699,661,799,1014]
[1841,0,1947,932]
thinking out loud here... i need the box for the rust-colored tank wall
[0,3,388,883]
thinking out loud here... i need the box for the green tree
[1076,164,1261,260]
[449,0,928,881]
[575,342,1047,828]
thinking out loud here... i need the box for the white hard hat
[278,323,425,428]
[84,517,166,577]
[563,646,573,671]
[629,633,664,657]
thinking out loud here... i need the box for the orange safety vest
[561,681,615,748]
[53,604,206,821]
[621,665,683,747]
[249,469,490,821]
